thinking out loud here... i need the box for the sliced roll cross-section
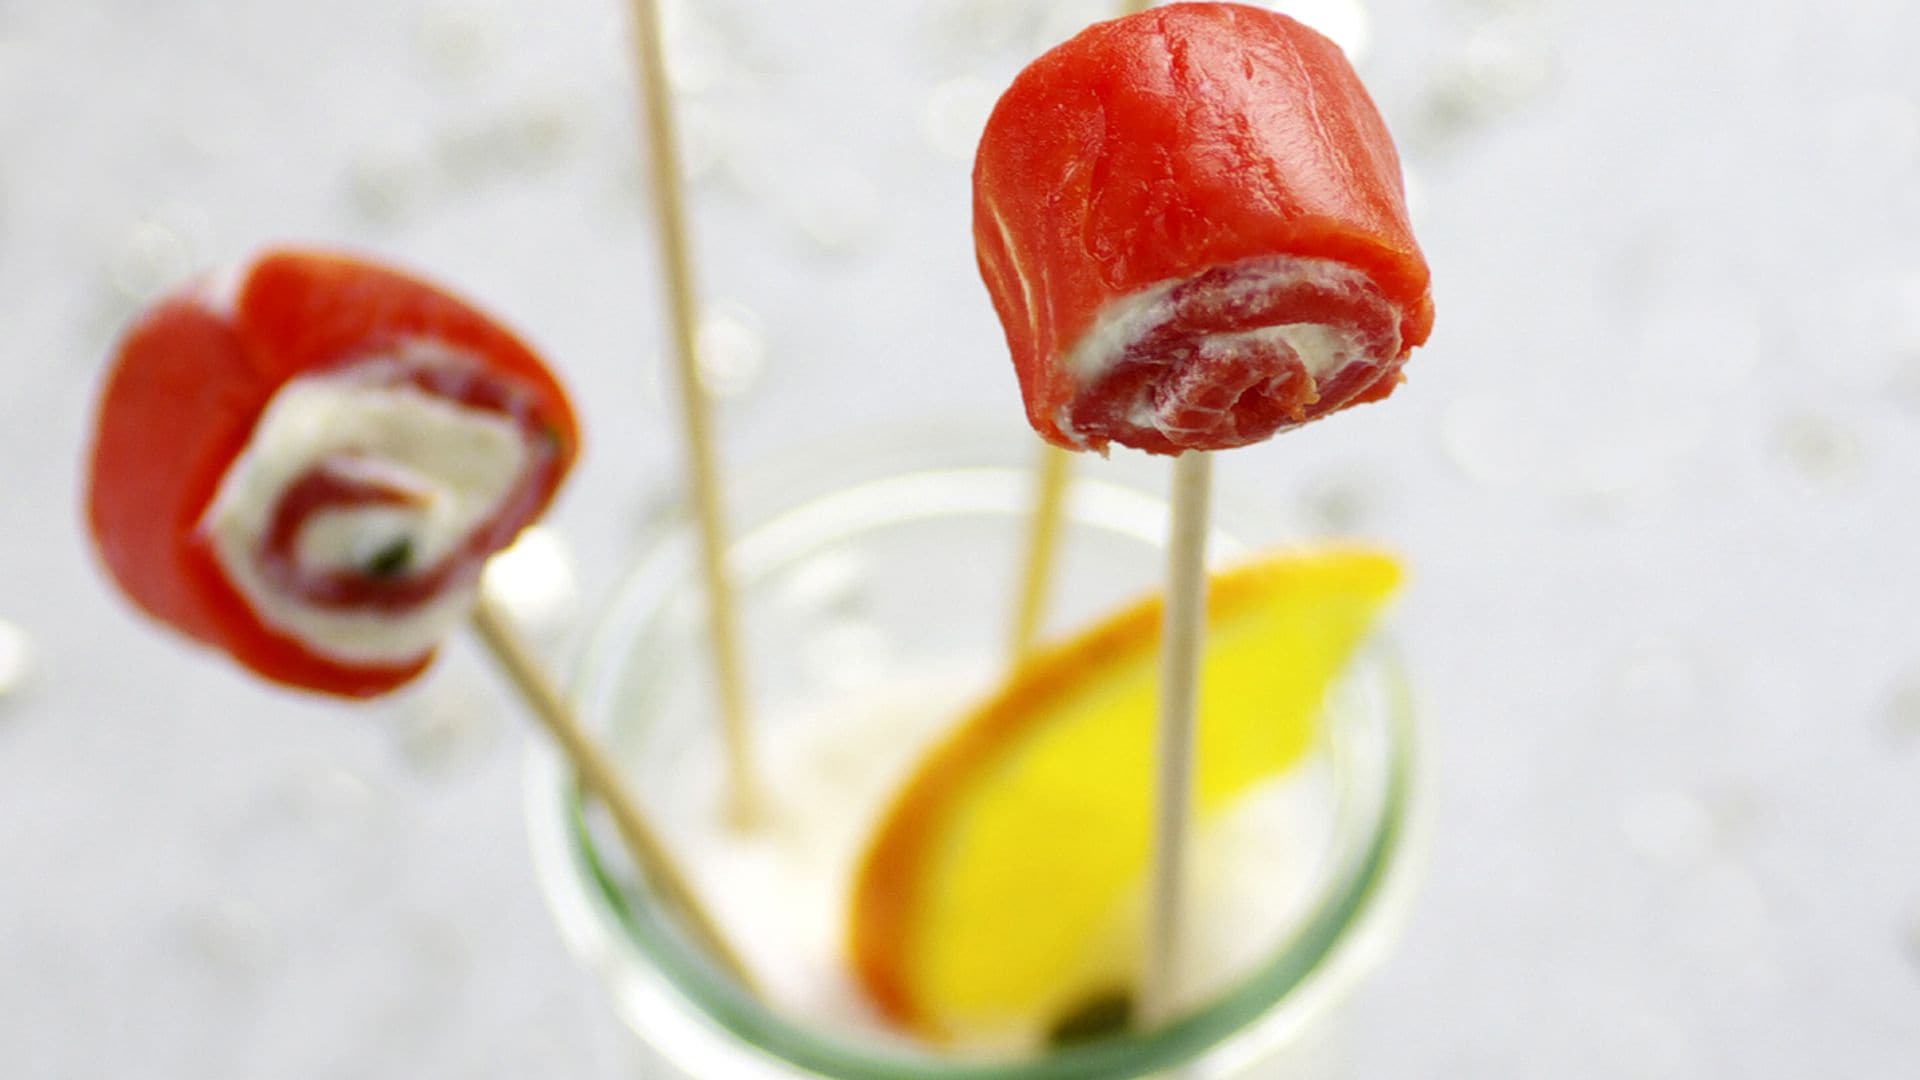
[86,249,578,697]
[973,2,1433,455]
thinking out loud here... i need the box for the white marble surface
[4,0,1919,1076]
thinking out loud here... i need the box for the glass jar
[524,425,1422,1079]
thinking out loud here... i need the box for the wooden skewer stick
[1008,443,1072,661]
[1141,450,1211,1025]
[1131,0,1183,1020]
[1009,4,1161,666]
[624,0,763,825]
[470,590,759,993]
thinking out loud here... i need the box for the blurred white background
[3,0,1919,1076]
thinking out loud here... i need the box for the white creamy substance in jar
[657,664,1338,1056]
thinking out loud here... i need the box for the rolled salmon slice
[85,249,579,698]
[973,3,1433,455]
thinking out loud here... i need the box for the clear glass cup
[525,423,1421,1079]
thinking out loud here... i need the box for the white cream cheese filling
[1058,257,1379,443]
[201,360,530,665]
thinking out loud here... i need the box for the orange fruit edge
[846,545,1402,1041]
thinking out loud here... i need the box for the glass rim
[524,438,1423,1079]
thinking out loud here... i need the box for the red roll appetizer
[973,2,1433,455]
[86,249,578,698]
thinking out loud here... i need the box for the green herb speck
[364,537,414,579]
[1046,988,1135,1048]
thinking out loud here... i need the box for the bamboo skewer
[1004,0,1183,1023]
[1007,4,1163,667]
[1141,451,1211,1025]
[470,590,758,991]
[1131,0,1179,1025]
[1008,444,1072,660]
[624,0,763,826]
